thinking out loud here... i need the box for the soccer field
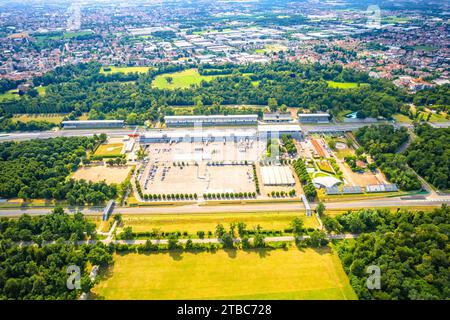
[92,247,357,300]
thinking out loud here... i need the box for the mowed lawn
[119,212,319,234]
[13,113,66,124]
[93,248,357,300]
[152,68,219,89]
[327,81,369,89]
[94,143,124,157]
[100,66,151,75]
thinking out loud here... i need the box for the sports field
[13,113,66,124]
[327,81,369,89]
[94,143,124,157]
[92,247,357,300]
[72,165,131,184]
[152,68,219,89]
[118,211,319,234]
[100,66,151,75]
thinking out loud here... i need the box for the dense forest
[0,62,409,126]
[327,206,450,300]
[0,136,117,204]
[405,124,450,189]
[355,125,422,190]
[413,84,450,107]
[0,208,113,300]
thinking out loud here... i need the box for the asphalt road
[1,196,449,217]
[1,122,449,143]
[0,128,134,142]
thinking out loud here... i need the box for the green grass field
[129,211,318,232]
[428,112,449,122]
[118,212,319,234]
[94,143,124,157]
[100,66,151,75]
[93,247,357,300]
[393,113,413,124]
[0,89,19,101]
[152,68,219,89]
[327,81,369,89]
[13,113,66,124]
[36,86,46,96]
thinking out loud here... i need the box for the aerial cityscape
[0,0,449,305]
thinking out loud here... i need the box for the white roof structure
[260,166,296,186]
[312,176,342,188]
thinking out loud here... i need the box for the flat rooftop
[165,115,258,120]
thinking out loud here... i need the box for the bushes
[268,189,296,198]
